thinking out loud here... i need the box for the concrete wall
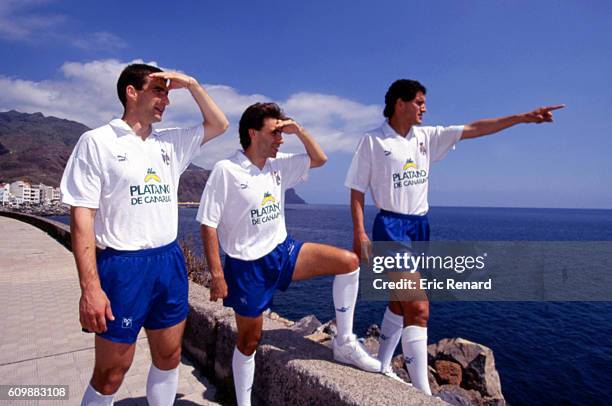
[0,210,72,250]
[0,211,448,405]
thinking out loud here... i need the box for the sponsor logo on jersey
[384,149,392,156]
[402,158,417,171]
[144,168,161,183]
[392,157,428,189]
[129,168,172,205]
[250,191,281,225]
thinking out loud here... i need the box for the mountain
[0,111,306,203]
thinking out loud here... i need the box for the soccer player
[198,102,381,406]
[345,79,563,394]
[61,63,229,406]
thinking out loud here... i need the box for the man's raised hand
[524,104,566,123]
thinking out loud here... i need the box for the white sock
[146,364,179,406]
[333,268,359,343]
[232,347,255,406]
[81,383,114,406]
[401,325,431,395]
[378,306,403,373]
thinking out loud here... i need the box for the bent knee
[340,251,359,273]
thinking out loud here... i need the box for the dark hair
[116,63,163,108]
[383,79,427,118]
[238,102,286,150]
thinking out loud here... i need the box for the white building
[10,181,40,205]
[34,183,60,204]
[0,183,11,205]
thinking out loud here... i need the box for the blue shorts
[96,240,189,344]
[373,210,430,276]
[373,209,430,242]
[223,235,304,317]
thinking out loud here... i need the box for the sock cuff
[233,347,256,363]
[335,267,359,280]
[86,383,115,399]
[383,306,404,327]
[402,325,427,342]
[149,363,179,377]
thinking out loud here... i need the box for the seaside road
[0,217,219,405]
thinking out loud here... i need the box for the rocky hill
[0,111,306,203]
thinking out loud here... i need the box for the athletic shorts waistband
[99,240,180,257]
[379,209,428,221]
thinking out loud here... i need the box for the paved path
[0,217,219,405]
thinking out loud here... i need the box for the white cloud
[0,59,383,169]
[0,0,126,50]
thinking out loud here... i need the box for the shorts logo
[144,168,162,183]
[122,317,133,329]
[240,297,248,304]
[336,306,350,313]
[384,149,392,156]
[161,149,171,165]
[402,158,417,171]
[404,356,414,365]
[240,183,248,189]
[380,334,388,341]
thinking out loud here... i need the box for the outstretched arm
[149,71,229,144]
[277,119,328,168]
[461,104,565,140]
[201,225,228,301]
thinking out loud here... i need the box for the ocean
[54,205,612,405]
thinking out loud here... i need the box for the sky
[1,0,611,208]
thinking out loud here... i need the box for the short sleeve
[344,135,372,193]
[60,134,102,208]
[273,153,310,190]
[157,124,204,174]
[196,163,226,228]
[427,125,464,162]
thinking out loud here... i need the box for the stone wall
[184,282,448,406]
[1,211,449,405]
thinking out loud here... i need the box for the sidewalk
[0,216,219,405]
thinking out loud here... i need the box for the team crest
[272,171,281,186]
[161,149,171,165]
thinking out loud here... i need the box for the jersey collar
[109,119,159,139]
[382,120,415,140]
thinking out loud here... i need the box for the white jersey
[61,119,204,250]
[197,151,310,261]
[345,121,463,215]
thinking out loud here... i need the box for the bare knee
[340,251,359,273]
[151,344,182,370]
[91,364,130,395]
[401,300,429,327]
[237,330,262,356]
